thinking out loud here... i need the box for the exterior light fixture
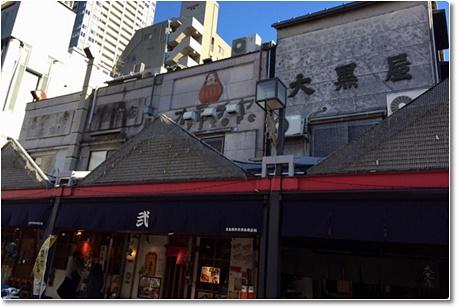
[83,47,94,60]
[255,78,287,111]
[255,77,288,156]
[183,111,198,121]
[31,90,47,102]
[201,106,217,118]
[225,103,241,114]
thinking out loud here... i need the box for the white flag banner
[32,235,57,296]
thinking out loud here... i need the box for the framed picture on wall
[137,276,161,299]
[200,266,220,284]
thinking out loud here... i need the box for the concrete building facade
[273,1,445,157]
[13,1,447,180]
[69,1,156,75]
[1,1,449,300]
[1,2,112,143]
[117,1,231,76]
[18,49,270,178]
[1,1,76,143]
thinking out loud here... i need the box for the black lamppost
[255,78,287,298]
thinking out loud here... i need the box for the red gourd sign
[198,71,223,104]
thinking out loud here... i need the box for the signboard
[274,3,435,120]
[198,71,223,104]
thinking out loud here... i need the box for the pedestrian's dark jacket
[57,253,84,299]
[86,264,103,299]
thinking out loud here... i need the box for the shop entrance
[162,235,191,299]
[162,255,187,298]
[1,227,44,299]
[194,236,257,299]
[44,230,129,299]
[280,238,449,299]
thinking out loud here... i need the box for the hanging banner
[32,235,57,296]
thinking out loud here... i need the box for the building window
[87,149,117,171]
[88,150,107,171]
[34,155,55,175]
[201,136,225,153]
[310,118,382,157]
[196,238,231,298]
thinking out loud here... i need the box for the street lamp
[255,78,287,156]
[255,78,288,299]
[255,78,287,111]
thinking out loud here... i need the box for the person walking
[57,251,85,299]
[86,263,104,299]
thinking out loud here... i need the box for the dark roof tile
[80,115,247,185]
[308,79,449,175]
[1,138,51,190]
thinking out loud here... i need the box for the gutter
[272,1,373,29]
[7,137,51,185]
[1,170,449,200]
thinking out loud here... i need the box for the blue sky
[154,1,450,52]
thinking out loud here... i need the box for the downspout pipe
[427,1,440,84]
[144,74,157,118]
[86,86,99,129]
[2,38,24,111]
[67,47,96,172]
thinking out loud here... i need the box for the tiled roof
[1,138,51,190]
[308,79,449,175]
[80,115,247,185]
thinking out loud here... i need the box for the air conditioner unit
[132,62,145,74]
[231,34,262,57]
[386,88,428,116]
[201,107,217,118]
[225,103,240,114]
[183,110,198,121]
[284,115,304,137]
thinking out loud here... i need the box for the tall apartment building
[116,1,231,76]
[69,1,156,75]
[1,1,76,143]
